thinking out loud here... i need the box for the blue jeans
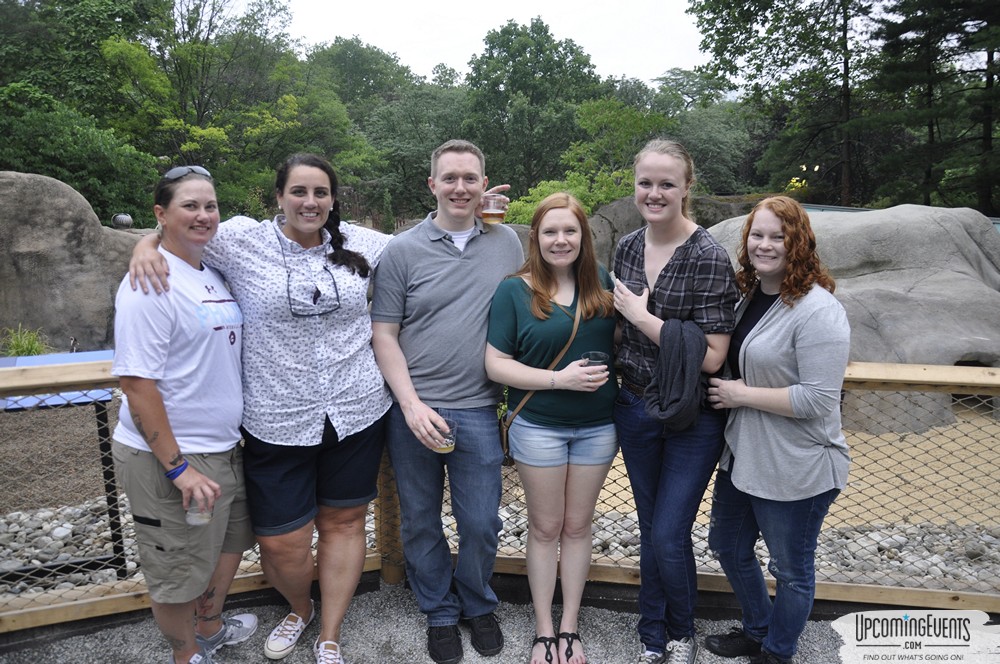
[386,403,503,626]
[708,464,839,661]
[613,387,725,651]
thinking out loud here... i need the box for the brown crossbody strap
[505,301,583,423]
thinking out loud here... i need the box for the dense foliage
[1,0,996,227]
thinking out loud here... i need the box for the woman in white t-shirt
[112,166,256,664]
[130,154,391,664]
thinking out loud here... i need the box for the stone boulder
[588,195,755,269]
[709,204,1000,432]
[0,172,145,352]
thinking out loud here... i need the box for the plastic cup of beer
[481,194,508,224]
[186,500,213,526]
[580,351,610,366]
[433,418,457,453]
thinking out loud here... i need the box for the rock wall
[0,172,144,352]
[709,205,1000,433]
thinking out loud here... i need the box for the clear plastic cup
[481,194,508,224]
[186,501,213,526]
[581,351,610,366]
[432,418,457,453]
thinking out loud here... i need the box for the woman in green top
[486,192,618,664]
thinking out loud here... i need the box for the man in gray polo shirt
[371,140,524,664]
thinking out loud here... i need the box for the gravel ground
[0,582,844,663]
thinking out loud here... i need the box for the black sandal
[558,632,582,661]
[532,635,557,664]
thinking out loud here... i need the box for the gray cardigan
[720,284,851,501]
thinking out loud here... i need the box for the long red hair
[514,193,614,320]
[735,196,835,305]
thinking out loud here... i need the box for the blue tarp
[0,350,114,411]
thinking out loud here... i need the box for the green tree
[562,99,671,174]
[0,83,158,225]
[365,83,471,218]
[305,36,418,130]
[690,0,878,205]
[602,76,656,109]
[869,0,966,206]
[652,67,733,116]
[953,0,999,215]
[464,18,604,195]
[0,0,171,118]
[864,0,998,213]
[674,101,754,195]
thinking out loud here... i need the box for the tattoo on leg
[164,634,187,651]
[195,586,220,622]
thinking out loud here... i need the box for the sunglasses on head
[163,165,212,181]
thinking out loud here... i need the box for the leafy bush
[0,83,159,227]
[507,171,633,224]
[1,324,53,357]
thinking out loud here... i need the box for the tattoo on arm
[169,451,183,467]
[130,413,160,446]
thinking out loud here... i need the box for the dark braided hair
[275,153,371,278]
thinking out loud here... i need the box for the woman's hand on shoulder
[129,234,171,294]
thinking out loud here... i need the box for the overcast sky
[279,0,709,86]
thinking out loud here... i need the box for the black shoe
[427,625,464,664]
[462,612,504,656]
[749,650,790,664]
[704,627,763,658]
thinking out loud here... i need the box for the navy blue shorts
[242,415,386,536]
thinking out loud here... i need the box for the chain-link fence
[1,361,998,633]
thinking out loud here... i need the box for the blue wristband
[164,459,188,480]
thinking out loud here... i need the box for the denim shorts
[508,417,618,467]
[242,415,385,536]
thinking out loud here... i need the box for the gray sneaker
[636,651,666,664]
[665,637,699,664]
[196,613,259,654]
[170,650,219,664]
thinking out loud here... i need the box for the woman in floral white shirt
[131,153,390,664]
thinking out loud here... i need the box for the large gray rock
[589,195,755,268]
[0,172,144,352]
[709,205,1000,432]
[589,197,645,268]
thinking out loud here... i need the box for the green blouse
[487,267,618,427]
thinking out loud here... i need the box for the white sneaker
[665,637,699,664]
[314,638,345,664]
[264,600,315,660]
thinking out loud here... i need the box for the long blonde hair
[513,193,614,320]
